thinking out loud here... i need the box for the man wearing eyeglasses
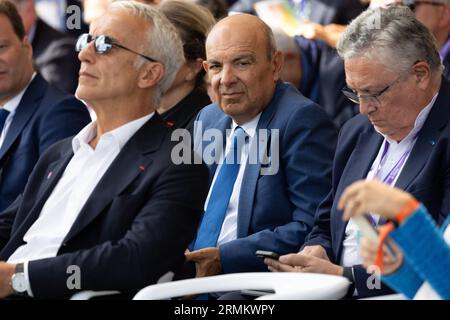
[265,6,450,298]
[0,1,209,299]
[371,0,450,80]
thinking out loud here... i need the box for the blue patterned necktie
[0,109,10,133]
[193,126,247,250]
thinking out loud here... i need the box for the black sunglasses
[75,33,159,63]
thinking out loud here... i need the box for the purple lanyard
[367,140,412,226]
[373,140,412,186]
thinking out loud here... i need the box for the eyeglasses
[389,1,445,12]
[342,76,403,105]
[75,33,159,63]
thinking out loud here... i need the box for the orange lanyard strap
[395,198,420,224]
[375,198,419,272]
[375,222,395,272]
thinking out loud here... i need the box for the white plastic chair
[133,272,350,300]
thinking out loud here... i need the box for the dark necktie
[0,109,10,133]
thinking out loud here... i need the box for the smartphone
[240,289,275,297]
[255,250,280,260]
[353,215,397,259]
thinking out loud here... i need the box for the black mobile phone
[255,250,280,260]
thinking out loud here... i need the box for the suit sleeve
[27,161,209,299]
[0,195,22,251]
[219,104,337,273]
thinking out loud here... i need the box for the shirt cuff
[23,261,34,298]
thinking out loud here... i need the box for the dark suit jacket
[0,114,209,299]
[304,78,450,298]
[32,18,80,94]
[194,81,337,273]
[0,74,90,212]
[159,87,210,134]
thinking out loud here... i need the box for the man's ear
[202,60,209,73]
[272,50,284,82]
[22,36,33,60]
[437,5,450,28]
[138,62,164,89]
[412,61,432,90]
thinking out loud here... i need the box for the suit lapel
[63,115,166,243]
[0,75,46,160]
[395,81,450,190]
[1,147,73,259]
[237,86,279,237]
[334,131,383,258]
[204,115,231,185]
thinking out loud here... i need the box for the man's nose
[220,65,237,86]
[78,41,96,64]
[359,98,378,115]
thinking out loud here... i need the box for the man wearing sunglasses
[265,6,450,298]
[0,1,209,299]
[371,0,450,80]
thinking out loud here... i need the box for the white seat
[133,272,350,300]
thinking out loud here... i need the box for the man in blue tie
[0,0,90,212]
[186,13,337,283]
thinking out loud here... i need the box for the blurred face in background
[9,0,36,33]
[0,14,33,105]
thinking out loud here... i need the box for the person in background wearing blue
[339,180,450,300]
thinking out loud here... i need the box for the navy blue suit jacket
[305,78,450,298]
[0,114,209,298]
[0,74,90,212]
[194,81,337,273]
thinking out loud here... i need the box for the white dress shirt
[204,114,261,246]
[7,113,154,296]
[0,73,36,148]
[341,94,437,268]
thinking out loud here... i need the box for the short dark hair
[0,0,26,40]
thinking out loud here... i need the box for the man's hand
[0,262,16,299]
[339,180,414,221]
[300,245,330,261]
[185,248,222,278]
[264,253,343,276]
[360,238,403,275]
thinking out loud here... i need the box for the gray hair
[337,6,443,77]
[271,27,298,54]
[110,1,185,105]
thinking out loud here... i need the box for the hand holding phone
[256,250,280,260]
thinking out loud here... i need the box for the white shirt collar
[1,72,37,114]
[72,112,154,153]
[230,113,262,138]
[377,92,438,145]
